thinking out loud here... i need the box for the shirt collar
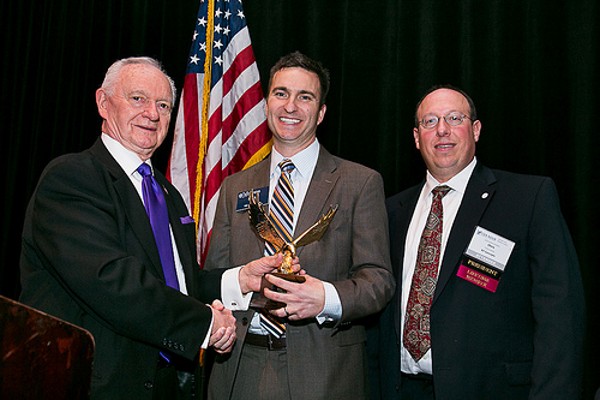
[425,156,477,195]
[101,133,153,177]
[270,139,320,180]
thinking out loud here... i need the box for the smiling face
[95,63,173,161]
[266,67,327,157]
[413,88,481,182]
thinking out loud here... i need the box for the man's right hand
[209,299,236,354]
[238,253,302,294]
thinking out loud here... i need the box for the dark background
[2,0,598,396]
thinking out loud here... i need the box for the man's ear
[473,119,482,142]
[96,88,109,119]
[316,104,327,125]
[413,127,421,150]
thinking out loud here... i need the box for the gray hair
[100,56,177,102]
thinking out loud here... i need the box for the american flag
[167,0,271,267]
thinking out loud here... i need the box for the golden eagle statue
[248,190,338,281]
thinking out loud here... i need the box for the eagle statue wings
[248,190,338,278]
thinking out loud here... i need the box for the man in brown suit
[204,51,395,399]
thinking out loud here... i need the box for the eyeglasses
[418,111,472,129]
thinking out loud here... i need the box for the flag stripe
[168,0,271,267]
[183,73,201,200]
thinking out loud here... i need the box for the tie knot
[137,163,152,177]
[432,185,451,198]
[279,159,295,174]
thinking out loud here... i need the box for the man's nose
[143,102,160,120]
[436,118,450,136]
[283,97,298,113]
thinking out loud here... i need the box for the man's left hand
[263,273,325,320]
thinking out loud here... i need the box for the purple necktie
[137,163,179,290]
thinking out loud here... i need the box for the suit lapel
[246,159,273,255]
[154,172,199,287]
[89,139,171,281]
[116,177,165,274]
[294,148,338,256]
[389,185,422,338]
[433,164,497,304]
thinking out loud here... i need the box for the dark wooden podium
[0,295,95,399]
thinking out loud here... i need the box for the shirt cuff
[316,281,342,324]
[200,311,214,349]
[221,266,252,311]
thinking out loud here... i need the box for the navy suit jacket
[20,138,224,400]
[369,162,585,400]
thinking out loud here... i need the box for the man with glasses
[369,85,584,399]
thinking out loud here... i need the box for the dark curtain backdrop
[2,0,598,396]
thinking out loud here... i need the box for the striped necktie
[259,159,295,337]
[265,159,295,253]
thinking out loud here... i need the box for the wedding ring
[284,307,290,317]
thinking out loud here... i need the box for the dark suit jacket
[369,162,585,400]
[19,138,224,400]
[204,146,395,400]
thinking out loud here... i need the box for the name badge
[456,226,515,292]
[236,187,268,212]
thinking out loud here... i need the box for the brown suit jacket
[204,146,395,399]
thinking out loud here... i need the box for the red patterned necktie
[403,185,451,361]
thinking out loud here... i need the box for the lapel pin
[481,192,489,199]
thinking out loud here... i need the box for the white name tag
[465,226,515,271]
[456,226,515,293]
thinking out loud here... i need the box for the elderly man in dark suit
[204,51,395,400]
[369,85,585,400]
[19,56,285,400]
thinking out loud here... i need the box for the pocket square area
[180,216,195,224]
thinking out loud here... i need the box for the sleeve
[333,170,396,322]
[528,177,585,399]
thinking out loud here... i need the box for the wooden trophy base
[272,272,306,283]
[250,272,305,310]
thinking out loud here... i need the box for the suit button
[242,317,248,326]
[144,381,154,390]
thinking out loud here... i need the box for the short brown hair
[268,51,330,107]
